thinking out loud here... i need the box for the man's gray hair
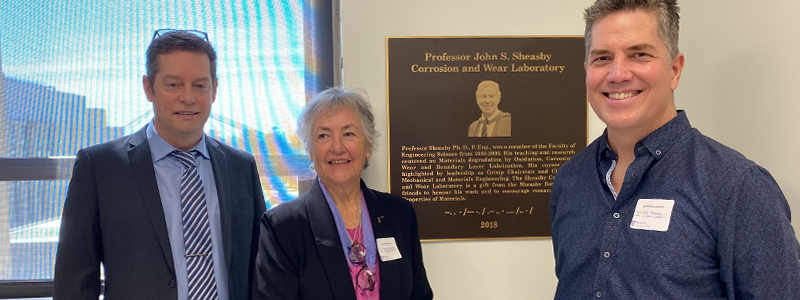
[584,0,680,60]
[297,86,380,169]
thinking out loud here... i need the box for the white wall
[678,1,800,233]
[340,0,800,299]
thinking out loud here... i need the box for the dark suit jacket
[255,179,433,300]
[53,125,267,300]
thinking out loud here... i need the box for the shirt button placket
[594,207,622,299]
[603,213,618,259]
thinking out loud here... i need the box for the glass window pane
[0,0,329,281]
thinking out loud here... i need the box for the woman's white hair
[296,86,380,168]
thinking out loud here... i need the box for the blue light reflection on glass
[0,0,314,280]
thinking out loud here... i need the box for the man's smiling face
[585,9,684,135]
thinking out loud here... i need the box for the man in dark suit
[53,30,267,300]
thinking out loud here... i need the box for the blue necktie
[172,150,219,300]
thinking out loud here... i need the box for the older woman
[255,87,433,300]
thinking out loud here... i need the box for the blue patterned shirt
[550,111,800,299]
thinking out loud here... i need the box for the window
[0,0,334,291]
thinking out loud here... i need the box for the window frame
[0,0,338,297]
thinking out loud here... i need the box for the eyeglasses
[152,29,209,42]
[348,242,376,291]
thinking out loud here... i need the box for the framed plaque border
[385,35,588,242]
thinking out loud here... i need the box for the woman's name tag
[377,237,402,261]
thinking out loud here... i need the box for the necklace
[346,201,362,246]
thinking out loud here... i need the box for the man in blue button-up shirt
[550,0,800,299]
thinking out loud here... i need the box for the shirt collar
[317,178,378,268]
[597,132,616,162]
[145,119,209,162]
[597,110,692,162]
[481,110,502,123]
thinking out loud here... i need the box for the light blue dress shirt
[146,121,229,300]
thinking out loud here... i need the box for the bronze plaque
[387,36,587,240]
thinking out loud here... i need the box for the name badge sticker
[376,237,402,261]
[630,199,675,232]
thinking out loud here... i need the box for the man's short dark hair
[584,0,680,60]
[145,30,217,87]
